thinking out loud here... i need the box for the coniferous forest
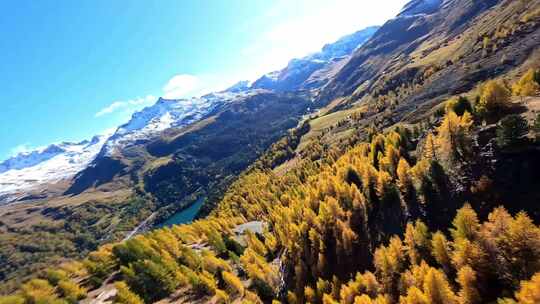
[2,0,540,303]
[4,69,540,303]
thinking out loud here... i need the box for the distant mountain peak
[0,24,381,204]
[251,25,380,92]
[223,80,251,93]
[100,90,257,157]
[398,0,442,17]
[0,133,111,203]
[0,135,111,175]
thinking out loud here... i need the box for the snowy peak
[313,26,380,61]
[102,91,257,156]
[223,80,250,93]
[251,26,379,92]
[0,134,111,203]
[0,137,108,174]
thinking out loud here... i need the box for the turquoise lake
[156,197,205,228]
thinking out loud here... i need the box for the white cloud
[95,101,125,117]
[95,95,156,117]
[162,74,201,99]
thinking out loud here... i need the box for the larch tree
[476,80,512,120]
[114,281,144,304]
[396,158,413,195]
[431,231,453,273]
[421,133,438,161]
[514,272,540,304]
[456,266,481,304]
[400,286,429,304]
[435,111,473,165]
[404,221,431,265]
[57,280,87,304]
[512,69,540,99]
[423,268,457,304]
[451,204,480,241]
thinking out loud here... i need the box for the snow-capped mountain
[1,145,64,174]
[251,26,379,91]
[224,80,250,93]
[0,134,110,203]
[0,90,260,203]
[312,26,381,61]
[0,26,378,204]
[101,90,258,156]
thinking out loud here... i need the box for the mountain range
[0,135,109,203]
[0,25,380,205]
[1,0,540,299]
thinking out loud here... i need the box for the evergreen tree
[533,113,540,142]
[496,114,529,148]
[445,97,473,116]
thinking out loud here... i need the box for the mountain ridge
[3,0,540,299]
[0,26,380,205]
[0,134,111,204]
[251,26,380,92]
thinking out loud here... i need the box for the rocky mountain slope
[100,91,255,157]
[319,0,540,118]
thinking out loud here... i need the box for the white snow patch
[0,134,111,203]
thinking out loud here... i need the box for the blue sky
[0,0,407,159]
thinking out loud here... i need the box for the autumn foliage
[2,89,539,304]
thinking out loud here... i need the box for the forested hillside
[1,0,540,303]
[0,24,385,292]
[3,66,540,303]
